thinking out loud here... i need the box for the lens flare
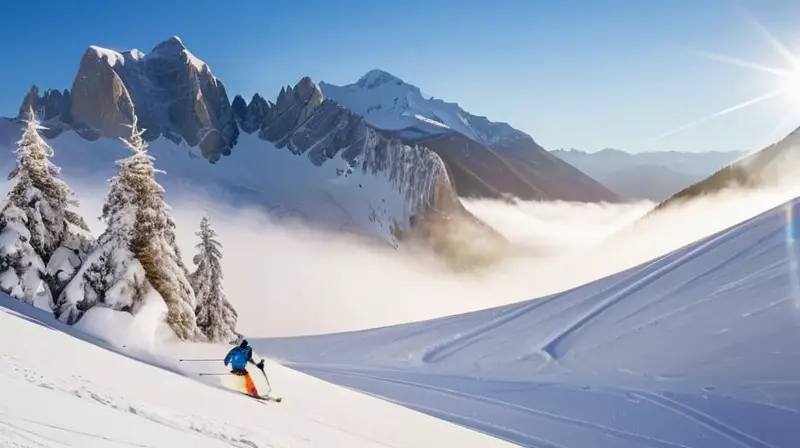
[785,201,800,310]
[652,6,800,147]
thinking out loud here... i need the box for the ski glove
[257,360,265,370]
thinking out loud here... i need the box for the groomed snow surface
[256,197,800,447]
[0,293,509,447]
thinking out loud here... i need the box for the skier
[224,339,265,397]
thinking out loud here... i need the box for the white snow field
[255,196,800,447]
[0,294,512,447]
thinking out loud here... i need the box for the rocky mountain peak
[231,93,271,134]
[146,35,208,73]
[70,47,136,139]
[151,35,187,53]
[20,36,238,161]
[16,86,73,137]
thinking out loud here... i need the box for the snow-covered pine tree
[0,198,50,307]
[0,108,93,309]
[55,115,202,341]
[190,215,239,343]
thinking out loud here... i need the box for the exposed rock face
[493,135,619,202]
[18,86,72,125]
[133,36,239,160]
[17,86,73,138]
[237,78,507,264]
[70,47,136,139]
[232,94,271,134]
[419,132,547,201]
[23,37,239,162]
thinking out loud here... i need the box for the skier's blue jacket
[224,345,253,371]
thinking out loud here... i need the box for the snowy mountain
[321,70,523,146]
[8,37,507,266]
[320,70,620,203]
[551,148,746,201]
[257,194,800,448]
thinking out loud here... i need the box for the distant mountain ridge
[553,148,747,176]
[8,36,510,269]
[551,148,746,201]
[655,127,800,211]
[320,70,620,203]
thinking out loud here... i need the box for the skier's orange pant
[231,370,259,396]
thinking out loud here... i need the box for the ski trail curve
[540,220,754,360]
[421,293,561,365]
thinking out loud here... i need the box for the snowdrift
[0,292,511,447]
[256,196,800,447]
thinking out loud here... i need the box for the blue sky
[3,0,800,153]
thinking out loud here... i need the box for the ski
[240,391,282,403]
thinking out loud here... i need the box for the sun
[652,5,800,146]
[781,71,800,104]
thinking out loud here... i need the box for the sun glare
[653,6,800,148]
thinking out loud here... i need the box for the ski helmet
[240,339,249,348]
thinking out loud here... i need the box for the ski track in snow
[257,198,800,447]
[0,296,512,447]
[295,366,706,448]
[539,214,756,361]
[0,354,267,448]
[421,293,561,365]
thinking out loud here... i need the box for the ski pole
[179,359,221,362]
[197,373,230,376]
[259,366,272,394]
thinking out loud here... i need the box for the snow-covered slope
[0,292,512,447]
[0,117,430,245]
[320,70,620,203]
[256,196,800,447]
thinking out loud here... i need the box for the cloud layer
[3,167,798,339]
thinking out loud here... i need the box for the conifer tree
[56,116,202,340]
[0,108,92,308]
[190,215,238,342]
